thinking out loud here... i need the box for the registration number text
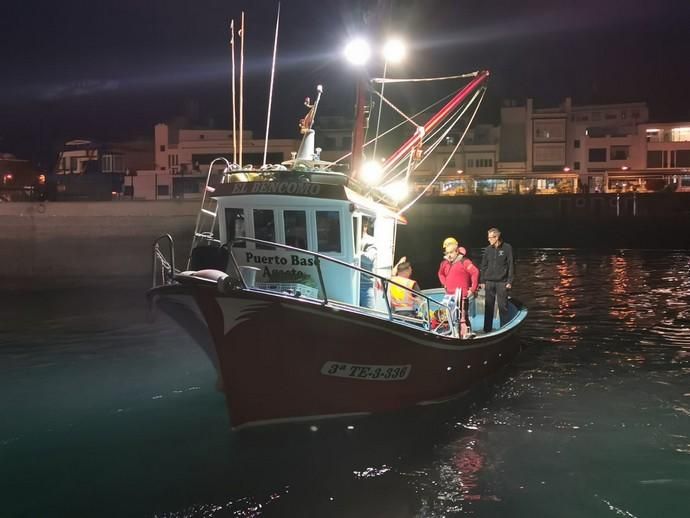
[321,362,411,381]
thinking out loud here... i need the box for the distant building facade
[118,100,690,200]
[130,124,300,200]
[55,139,153,199]
[411,98,690,195]
[0,153,45,201]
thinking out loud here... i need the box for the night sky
[2,0,689,167]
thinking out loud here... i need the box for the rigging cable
[263,3,281,166]
[396,87,486,215]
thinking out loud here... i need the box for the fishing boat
[148,41,527,428]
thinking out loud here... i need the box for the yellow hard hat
[442,237,458,249]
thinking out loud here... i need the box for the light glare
[382,38,406,63]
[360,160,383,185]
[382,179,409,202]
[344,38,371,66]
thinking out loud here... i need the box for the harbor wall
[0,201,197,286]
[1,193,689,283]
[398,192,690,272]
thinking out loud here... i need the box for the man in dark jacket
[479,227,514,332]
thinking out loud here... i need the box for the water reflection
[1,251,690,517]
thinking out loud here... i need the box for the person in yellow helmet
[442,237,458,250]
[438,237,478,338]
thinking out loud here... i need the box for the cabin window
[225,208,246,248]
[352,216,360,256]
[284,210,308,249]
[316,210,341,253]
[253,209,275,249]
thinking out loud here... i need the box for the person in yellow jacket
[388,257,421,316]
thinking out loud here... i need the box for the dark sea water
[1,249,689,517]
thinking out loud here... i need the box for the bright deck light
[360,160,383,185]
[344,38,371,66]
[382,37,406,63]
[382,179,409,202]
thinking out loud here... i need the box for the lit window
[671,127,690,142]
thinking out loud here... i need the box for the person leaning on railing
[438,237,479,337]
[389,257,421,317]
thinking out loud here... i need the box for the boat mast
[230,19,237,164]
[239,12,245,168]
[350,76,368,181]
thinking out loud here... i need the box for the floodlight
[360,160,383,185]
[344,38,371,66]
[382,37,406,64]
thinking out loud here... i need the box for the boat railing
[152,234,176,288]
[227,237,461,338]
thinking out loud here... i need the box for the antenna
[239,12,245,168]
[230,19,237,164]
[263,3,281,167]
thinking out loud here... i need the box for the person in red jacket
[438,237,479,337]
[438,238,479,297]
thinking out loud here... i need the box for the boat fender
[193,269,229,283]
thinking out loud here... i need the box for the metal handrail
[227,237,458,336]
[152,234,176,288]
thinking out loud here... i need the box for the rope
[371,71,479,84]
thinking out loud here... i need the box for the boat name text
[245,252,315,267]
[321,361,411,381]
[231,182,321,195]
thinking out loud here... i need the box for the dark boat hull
[150,283,526,428]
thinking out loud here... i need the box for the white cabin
[210,179,403,307]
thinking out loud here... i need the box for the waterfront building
[116,102,690,200]
[130,124,300,200]
[0,153,45,201]
[55,139,152,200]
[410,98,690,195]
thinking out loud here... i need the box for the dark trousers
[483,281,509,332]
